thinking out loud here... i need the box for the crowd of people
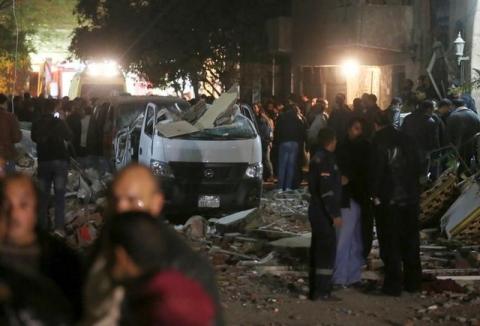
[0,163,223,325]
[250,76,480,301]
[0,73,479,323]
[0,93,224,324]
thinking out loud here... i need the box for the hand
[333,217,342,228]
[341,176,349,186]
[372,197,381,206]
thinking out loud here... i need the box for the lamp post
[454,32,470,85]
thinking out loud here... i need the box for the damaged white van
[102,92,263,213]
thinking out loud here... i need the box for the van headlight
[150,160,174,178]
[245,163,263,179]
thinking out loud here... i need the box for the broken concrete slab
[195,88,238,130]
[209,246,257,261]
[215,208,258,234]
[269,233,311,249]
[182,100,208,123]
[251,229,306,241]
[156,120,200,138]
[436,275,480,284]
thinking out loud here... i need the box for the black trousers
[360,200,374,259]
[308,204,336,298]
[375,202,422,295]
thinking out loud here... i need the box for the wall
[470,0,480,101]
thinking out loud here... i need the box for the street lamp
[454,32,469,66]
[454,32,470,86]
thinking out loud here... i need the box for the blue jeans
[38,160,69,230]
[333,199,364,286]
[5,160,16,174]
[278,141,299,191]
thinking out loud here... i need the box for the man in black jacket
[446,99,480,174]
[335,118,373,266]
[31,99,72,233]
[308,128,342,301]
[384,97,402,130]
[402,100,440,176]
[328,93,353,142]
[274,105,306,191]
[371,112,422,296]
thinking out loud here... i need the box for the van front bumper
[161,177,262,213]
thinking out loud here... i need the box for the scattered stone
[184,215,208,240]
[215,208,258,234]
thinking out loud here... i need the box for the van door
[138,103,156,166]
[113,126,132,169]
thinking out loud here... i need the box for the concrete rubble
[173,179,480,323]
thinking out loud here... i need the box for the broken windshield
[174,114,256,140]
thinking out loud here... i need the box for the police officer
[308,128,342,301]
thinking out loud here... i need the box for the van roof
[97,95,189,107]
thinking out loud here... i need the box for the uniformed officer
[308,128,342,301]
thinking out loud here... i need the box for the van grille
[169,162,248,182]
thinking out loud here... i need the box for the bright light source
[86,60,120,77]
[341,59,360,77]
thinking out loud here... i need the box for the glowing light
[341,59,360,77]
[86,60,120,77]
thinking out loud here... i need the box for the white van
[69,71,126,99]
[101,96,263,213]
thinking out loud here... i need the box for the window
[144,107,155,137]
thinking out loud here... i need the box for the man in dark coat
[328,93,353,142]
[446,99,480,173]
[402,100,440,176]
[274,105,306,191]
[361,94,382,139]
[371,112,422,296]
[334,118,371,284]
[384,97,402,130]
[107,212,217,326]
[31,99,72,232]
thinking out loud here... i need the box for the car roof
[97,95,189,107]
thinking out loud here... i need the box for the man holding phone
[32,99,73,234]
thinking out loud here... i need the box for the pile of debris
[175,179,480,310]
[62,164,112,248]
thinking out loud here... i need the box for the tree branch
[0,0,12,11]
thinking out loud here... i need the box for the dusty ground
[216,264,480,325]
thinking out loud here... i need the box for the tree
[0,3,31,93]
[0,0,77,93]
[70,0,290,96]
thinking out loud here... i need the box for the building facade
[286,0,480,108]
